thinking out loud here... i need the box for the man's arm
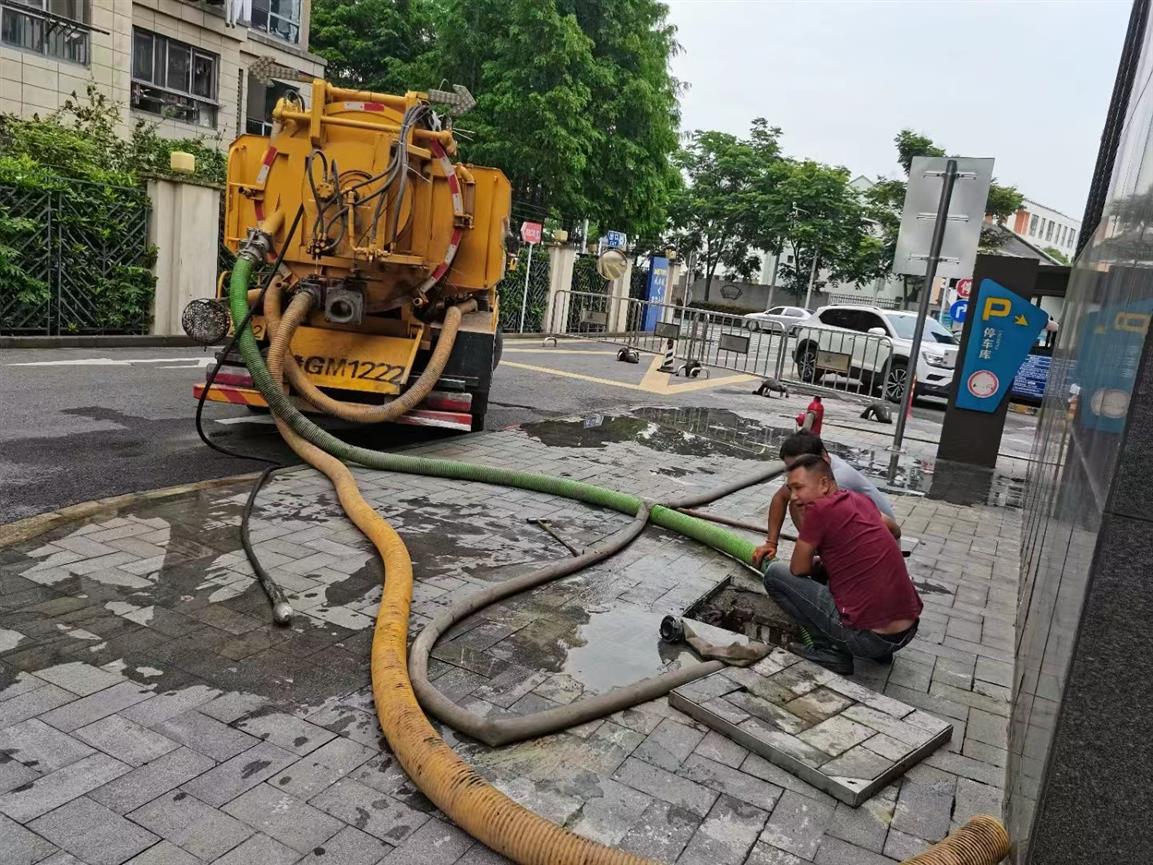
[881,514,901,539]
[752,485,791,566]
[790,537,817,576]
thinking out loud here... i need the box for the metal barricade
[780,324,896,401]
[541,292,896,402]
[673,307,788,378]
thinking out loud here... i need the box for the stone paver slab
[222,783,344,853]
[128,790,254,861]
[0,752,130,823]
[28,796,158,865]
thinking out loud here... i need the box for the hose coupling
[239,227,275,263]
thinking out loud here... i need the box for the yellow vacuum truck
[186,79,512,431]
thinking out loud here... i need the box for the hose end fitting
[239,227,275,264]
[272,601,294,625]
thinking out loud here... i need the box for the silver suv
[793,305,959,401]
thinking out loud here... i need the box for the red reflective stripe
[261,147,278,167]
[446,173,460,195]
[253,201,265,222]
[363,102,386,112]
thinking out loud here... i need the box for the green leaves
[310,0,682,236]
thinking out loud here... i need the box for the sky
[664,0,1132,219]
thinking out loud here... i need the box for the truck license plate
[286,325,422,395]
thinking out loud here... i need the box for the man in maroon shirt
[761,454,922,675]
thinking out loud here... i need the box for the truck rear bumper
[194,383,476,431]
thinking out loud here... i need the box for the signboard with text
[642,257,670,331]
[520,221,542,245]
[1010,352,1051,402]
[604,230,627,250]
[955,279,1048,412]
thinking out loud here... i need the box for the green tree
[309,0,438,95]
[1042,246,1070,264]
[667,121,782,301]
[769,160,885,299]
[309,0,682,237]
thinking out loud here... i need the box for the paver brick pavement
[0,401,1020,863]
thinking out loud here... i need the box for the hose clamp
[239,227,274,263]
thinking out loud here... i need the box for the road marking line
[214,415,276,426]
[8,357,213,367]
[502,354,757,395]
[504,349,619,355]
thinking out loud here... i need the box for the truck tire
[493,330,503,370]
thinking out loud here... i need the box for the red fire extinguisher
[795,395,824,434]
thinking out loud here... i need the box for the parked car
[792,305,959,401]
[743,305,812,334]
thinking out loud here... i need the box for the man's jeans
[762,561,917,660]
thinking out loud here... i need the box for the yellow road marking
[502,353,758,396]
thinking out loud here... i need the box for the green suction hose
[228,257,757,562]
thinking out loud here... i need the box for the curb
[0,335,214,349]
[0,471,263,550]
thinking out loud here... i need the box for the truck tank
[194,79,512,431]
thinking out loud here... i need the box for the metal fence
[497,245,551,333]
[0,182,152,335]
[544,290,896,402]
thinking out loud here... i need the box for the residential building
[1,0,325,143]
[1004,197,1080,258]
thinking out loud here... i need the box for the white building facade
[1,0,325,143]
[1005,198,1080,258]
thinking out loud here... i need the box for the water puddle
[559,606,685,692]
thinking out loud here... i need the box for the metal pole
[766,245,782,309]
[517,242,535,333]
[803,246,819,310]
[888,159,959,481]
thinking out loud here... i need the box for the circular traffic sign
[967,369,999,399]
[956,278,972,299]
[950,299,968,323]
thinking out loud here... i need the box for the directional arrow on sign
[427,84,476,115]
[1014,314,1029,326]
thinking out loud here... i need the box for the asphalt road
[0,343,683,522]
[2,341,1027,524]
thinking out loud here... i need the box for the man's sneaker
[788,642,853,676]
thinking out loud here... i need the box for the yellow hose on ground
[266,286,1012,865]
[899,816,1010,865]
[267,295,656,865]
[265,279,474,422]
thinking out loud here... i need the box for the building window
[131,29,218,128]
[1029,214,1038,236]
[1046,221,1055,242]
[250,0,300,44]
[245,74,298,135]
[1,0,90,65]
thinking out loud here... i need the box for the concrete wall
[148,177,221,336]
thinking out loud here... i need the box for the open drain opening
[684,571,804,648]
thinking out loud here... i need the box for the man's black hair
[780,431,827,461]
[787,452,835,482]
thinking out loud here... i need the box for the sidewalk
[0,399,1019,865]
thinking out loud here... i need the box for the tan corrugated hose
[898,816,1011,865]
[262,279,471,422]
[260,279,1012,865]
[267,290,656,865]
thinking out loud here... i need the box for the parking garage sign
[955,279,1048,412]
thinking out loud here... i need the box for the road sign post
[517,221,542,333]
[887,156,994,481]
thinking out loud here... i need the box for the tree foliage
[0,87,221,333]
[309,0,682,237]
[666,120,781,300]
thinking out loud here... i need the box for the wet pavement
[0,394,1020,865]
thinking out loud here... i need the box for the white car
[743,305,811,335]
[792,305,959,401]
